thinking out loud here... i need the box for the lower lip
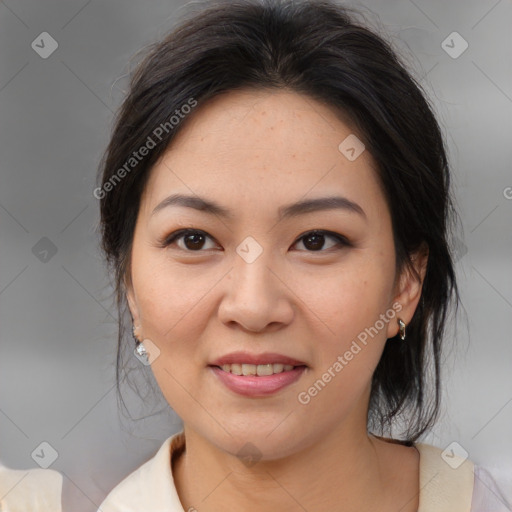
[209,365,307,397]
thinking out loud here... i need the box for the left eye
[293,230,349,251]
[160,229,349,252]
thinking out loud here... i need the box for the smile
[209,364,307,396]
[217,363,298,376]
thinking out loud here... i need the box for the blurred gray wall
[1,0,511,510]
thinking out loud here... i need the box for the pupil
[185,233,204,250]
[305,233,324,251]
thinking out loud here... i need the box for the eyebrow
[151,193,367,221]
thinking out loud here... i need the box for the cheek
[129,256,218,404]
[297,253,394,395]
[295,283,389,424]
[131,246,217,337]
[302,255,394,344]
[132,257,213,415]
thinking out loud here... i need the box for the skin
[126,89,428,512]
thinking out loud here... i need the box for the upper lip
[209,351,307,367]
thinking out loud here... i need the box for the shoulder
[98,432,185,512]
[371,435,476,511]
[414,443,512,512]
[414,442,475,512]
[0,463,63,512]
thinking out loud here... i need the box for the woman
[95,0,510,510]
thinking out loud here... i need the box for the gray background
[1,0,511,510]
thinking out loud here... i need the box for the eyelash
[158,228,351,253]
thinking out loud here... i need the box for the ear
[386,242,429,339]
[124,271,142,336]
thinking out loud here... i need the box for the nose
[218,250,294,333]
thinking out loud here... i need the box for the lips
[209,351,307,367]
[208,351,308,396]
[209,365,307,396]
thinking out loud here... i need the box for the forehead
[140,89,386,223]
[167,88,360,157]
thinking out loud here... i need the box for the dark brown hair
[97,0,461,442]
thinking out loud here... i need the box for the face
[126,89,426,460]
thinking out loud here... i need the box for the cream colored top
[1,434,508,511]
[97,431,502,512]
[0,463,62,512]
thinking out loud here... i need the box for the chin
[199,419,314,463]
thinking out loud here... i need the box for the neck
[173,423,398,512]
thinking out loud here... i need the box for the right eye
[159,229,220,252]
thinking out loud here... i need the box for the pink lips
[208,351,308,397]
[209,351,307,367]
[210,366,306,396]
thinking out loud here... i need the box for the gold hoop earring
[398,318,406,341]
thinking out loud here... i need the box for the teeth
[242,363,257,376]
[218,363,297,375]
[273,363,284,373]
[231,363,242,375]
